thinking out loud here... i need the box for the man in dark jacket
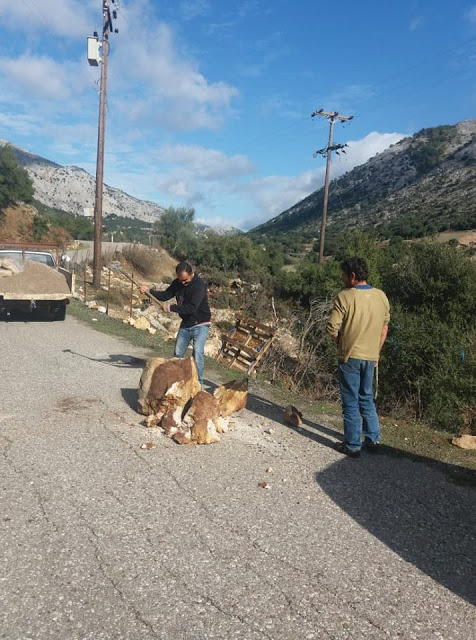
[140,262,211,386]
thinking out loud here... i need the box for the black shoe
[363,439,379,453]
[334,442,360,458]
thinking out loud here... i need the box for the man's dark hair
[176,261,193,275]
[341,257,369,282]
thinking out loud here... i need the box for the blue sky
[0,1,475,230]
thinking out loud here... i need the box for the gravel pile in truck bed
[0,260,71,295]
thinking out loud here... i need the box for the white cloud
[110,12,239,131]
[157,144,253,180]
[236,131,405,230]
[153,144,253,206]
[0,54,85,100]
[236,170,321,230]
[0,0,96,38]
[0,112,42,138]
[334,131,405,174]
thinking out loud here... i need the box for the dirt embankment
[0,205,37,243]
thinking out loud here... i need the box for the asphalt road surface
[1,314,475,639]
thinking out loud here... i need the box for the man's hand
[160,302,170,313]
[139,285,148,295]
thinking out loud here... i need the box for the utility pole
[311,109,353,265]
[88,0,119,288]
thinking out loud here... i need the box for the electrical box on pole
[87,37,101,66]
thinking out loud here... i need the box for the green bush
[378,306,475,433]
[0,145,34,208]
[383,242,476,328]
[32,214,49,240]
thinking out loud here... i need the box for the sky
[0,1,475,231]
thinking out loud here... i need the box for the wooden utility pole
[91,0,118,288]
[311,109,353,264]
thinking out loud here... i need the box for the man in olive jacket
[327,257,390,458]
[140,262,211,386]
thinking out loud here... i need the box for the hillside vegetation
[250,120,476,249]
[0,145,34,211]
[143,207,476,436]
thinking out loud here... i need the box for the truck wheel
[54,305,67,321]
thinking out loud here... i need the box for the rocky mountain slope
[250,120,476,240]
[0,141,165,223]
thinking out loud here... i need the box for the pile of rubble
[0,259,71,296]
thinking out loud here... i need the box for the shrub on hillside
[0,145,34,209]
[383,241,476,328]
[122,244,162,277]
[378,306,475,433]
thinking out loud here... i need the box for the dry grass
[0,205,36,242]
[121,244,163,277]
[121,244,177,281]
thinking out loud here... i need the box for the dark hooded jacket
[150,274,211,328]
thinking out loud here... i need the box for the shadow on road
[121,388,139,411]
[209,381,476,603]
[0,311,56,323]
[316,448,476,604]
[121,372,475,603]
[63,349,146,368]
[245,388,341,449]
[203,379,341,449]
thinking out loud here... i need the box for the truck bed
[0,260,72,300]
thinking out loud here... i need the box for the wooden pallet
[217,313,277,374]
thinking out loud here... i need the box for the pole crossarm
[311,109,354,123]
[313,143,348,158]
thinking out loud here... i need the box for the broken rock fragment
[284,405,303,427]
[173,391,221,445]
[451,435,476,450]
[137,357,200,433]
[213,377,248,417]
[140,442,156,450]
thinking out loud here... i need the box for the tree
[0,145,34,209]
[152,206,196,256]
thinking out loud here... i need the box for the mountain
[0,141,165,223]
[249,120,476,241]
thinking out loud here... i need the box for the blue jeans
[174,324,210,385]
[338,359,380,452]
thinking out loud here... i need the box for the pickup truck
[0,246,74,320]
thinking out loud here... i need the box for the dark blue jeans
[338,358,380,452]
[174,324,210,385]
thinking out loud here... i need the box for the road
[1,314,475,639]
[66,241,132,266]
